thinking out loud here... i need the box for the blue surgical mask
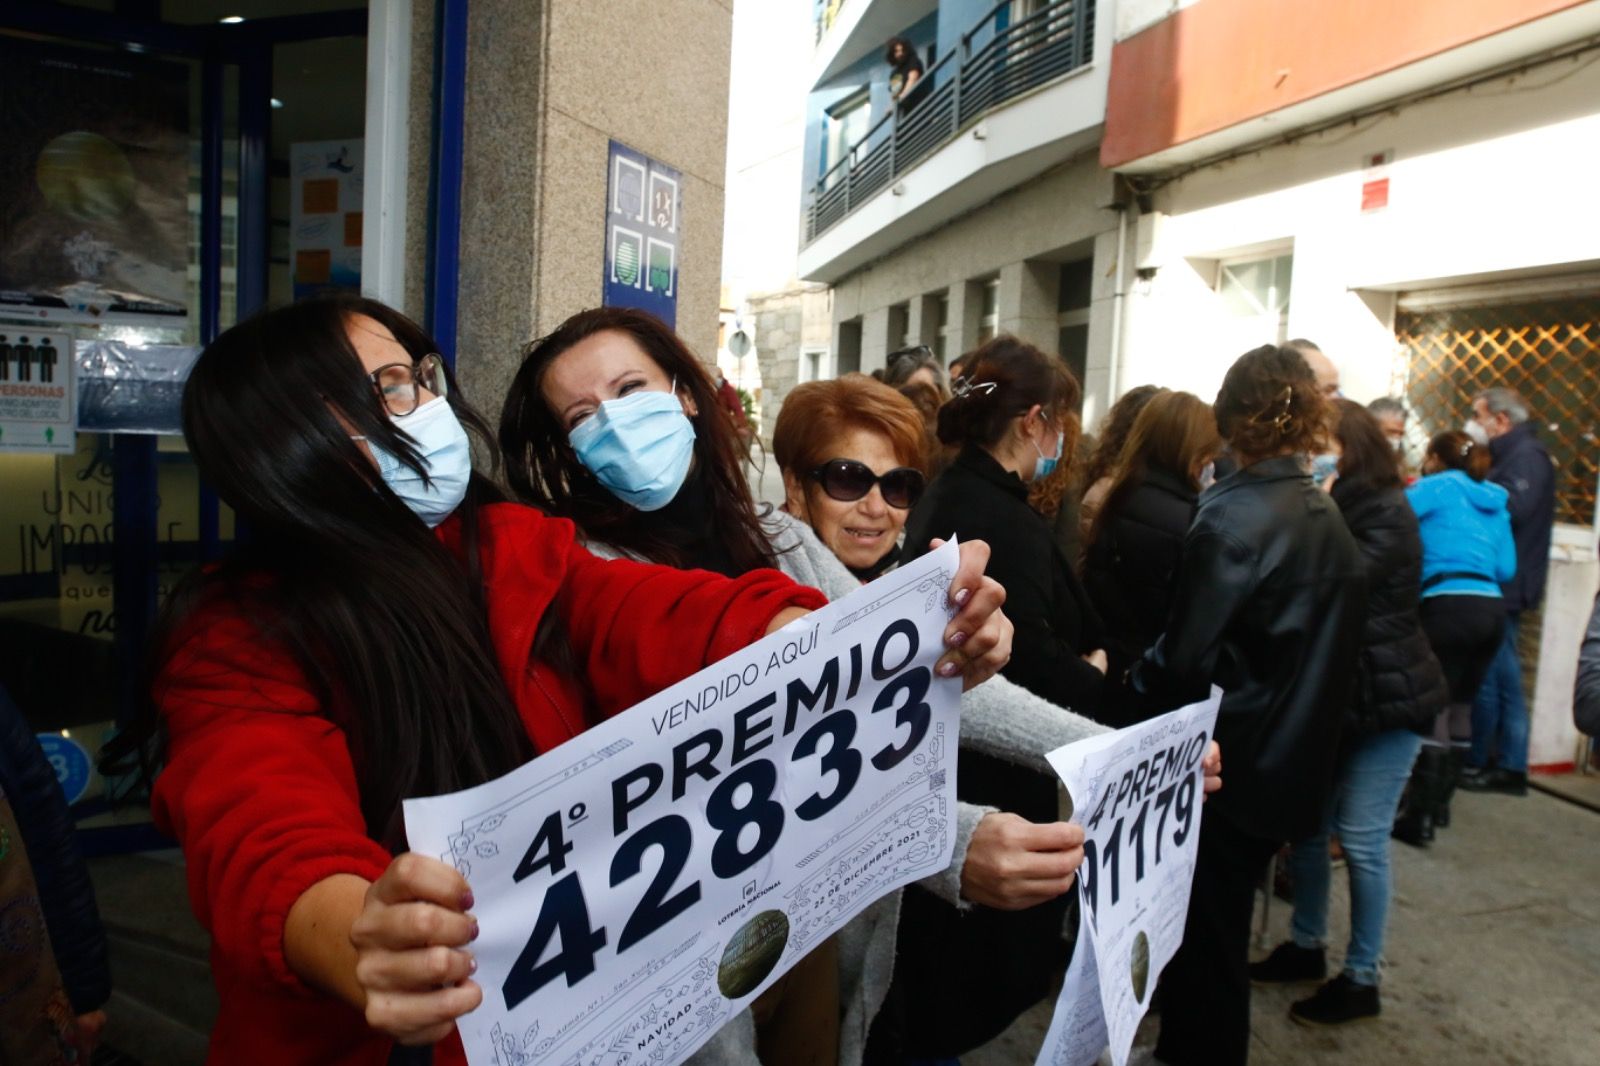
[1310,452,1340,484]
[1032,424,1065,482]
[362,395,473,527]
[569,386,696,511]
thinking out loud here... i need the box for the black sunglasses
[808,459,926,510]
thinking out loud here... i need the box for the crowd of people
[10,291,1577,1064]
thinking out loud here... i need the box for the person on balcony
[885,36,925,109]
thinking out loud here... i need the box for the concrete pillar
[944,279,984,364]
[1081,228,1123,429]
[998,259,1060,352]
[907,293,942,351]
[860,305,895,376]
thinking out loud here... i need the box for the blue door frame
[1,3,370,853]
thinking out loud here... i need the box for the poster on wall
[604,140,681,328]
[0,328,76,454]
[0,38,189,322]
[290,139,364,300]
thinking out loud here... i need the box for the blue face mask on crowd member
[362,395,473,527]
[569,386,696,511]
[1032,418,1065,482]
[1310,452,1340,484]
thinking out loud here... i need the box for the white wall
[1119,54,1600,767]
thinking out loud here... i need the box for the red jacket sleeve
[557,547,826,717]
[150,611,392,995]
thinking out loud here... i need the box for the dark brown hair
[1090,391,1220,547]
[774,374,930,476]
[1330,398,1402,490]
[1213,344,1328,462]
[499,307,777,573]
[1426,429,1492,481]
[937,334,1079,450]
[1081,384,1163,490]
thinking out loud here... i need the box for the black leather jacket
[1127,456,1366,842]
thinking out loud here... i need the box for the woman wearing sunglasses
[497,312,1141,1066]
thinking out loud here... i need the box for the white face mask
[1463,420,1490,447]
[360,396,473,526]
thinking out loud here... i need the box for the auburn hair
[1213,344,1328,462]
[774,374,929,477]
[1089,390,1220,547]
[1329,398,1402,491]
[937,334,1080,451]
[1081,384,1163,491]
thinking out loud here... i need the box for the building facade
[798,0,1600,772]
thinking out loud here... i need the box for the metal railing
[805,0,1095,244]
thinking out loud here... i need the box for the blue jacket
[1488,422,1556,613]
[1406,470,1515,600]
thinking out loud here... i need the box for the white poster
[289,139,363,299]
[0,328,74,453]
[406,540,962,1066]
[1035,692,1222,1066]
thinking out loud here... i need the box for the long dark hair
[1329,398,1403,491]
[125,296,533,843]
[1089,390,1220,547]
[1081,384,1162,490]
[499,307,778,573]
[938,334,1079,451]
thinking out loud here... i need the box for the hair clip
[951,376,998,400]
[1251,385,1296,430]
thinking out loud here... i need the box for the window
[1217,253,1293,343]
[977,278,1000,344]
[888,302,911,352]
[1057,258,1091,404]
[836,318,862,375]
[799,346,830,384]
[821,91,871,189]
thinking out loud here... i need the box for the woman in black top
[884,36,925,107]
[891,335,1104,1055]
[1126,345,1365,1066]
[1082,389,1220,683]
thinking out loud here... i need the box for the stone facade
[748,283,832,443]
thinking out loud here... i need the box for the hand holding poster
[1034,692,1222,1066]
[405,541,962,1066]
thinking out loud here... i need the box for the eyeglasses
[808,458,926,510]
[887,344,934,367]
[368,353,449,417]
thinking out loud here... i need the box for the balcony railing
[805,0,1095,244]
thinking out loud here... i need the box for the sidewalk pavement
[971,785,1600,1065]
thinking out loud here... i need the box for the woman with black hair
[497,310,1155,1065]
[884,36,925,106]
[138,296,1012,1066]
[1126,345,1365,1066]
[1250,400,1447,1027]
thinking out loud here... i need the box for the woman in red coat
[139,296,1010,1064]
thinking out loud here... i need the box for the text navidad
[499,615,942,1012]
[1076,721,1209,926]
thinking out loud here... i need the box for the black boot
[1249,941,1326,985]
[1459,766,1528,795]
[1434,746,1467,828]
[1393,745,1447,847]
[1290,974,1381,1026]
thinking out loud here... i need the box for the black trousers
[1154,810,1281,1066]
[1419,593,1505,705]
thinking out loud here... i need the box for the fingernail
[938,660,961,678]
[460,891,475,911]
[468,955,478,975]
[470,920,480,942]
[946,629,969,648]
[953,587,972,607]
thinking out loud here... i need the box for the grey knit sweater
[587,510,1109,1065]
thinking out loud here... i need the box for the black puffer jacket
[1082,465,1197,674]
[1330,477,1449,737]
[1127,456,1366,843]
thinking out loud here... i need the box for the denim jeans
[1471,615,1530,772]
[1287,728,1422,986]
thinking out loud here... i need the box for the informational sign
[0,38,189,321]
[290,139,364,300]
[603,140,681,329]
[1361,149,1393,214]
[406,541,962,1066]
[1035,693,1221,1066]
[37,733,92,806]
[76,339,200,435]
[0,328,75,453]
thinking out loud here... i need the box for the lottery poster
[1035,692,1221,1066]
[603,140,680,329]
[406,540,962,1066]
